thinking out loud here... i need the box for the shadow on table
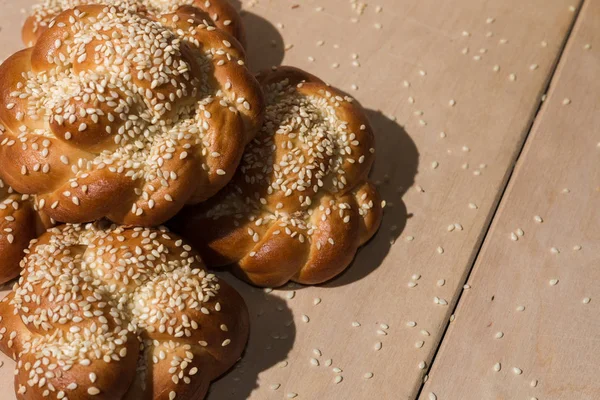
[207,273,295,399]
[326,109,419,287]
[230,0,285,72]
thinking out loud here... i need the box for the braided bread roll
[172,66,383,287]
[0,173,54,285]
[0,4,263,227]
[0,222,249,400]
[23,0,245,48]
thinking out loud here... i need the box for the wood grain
[420,1,600,399]
[0,0,586,399]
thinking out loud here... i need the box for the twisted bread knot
[0,4,263,226]
[174,67,383,287]
[0,222,249,400]
[23,0,246,48]
[0,159,53,284]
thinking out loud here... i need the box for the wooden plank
[0,1,28,63]
[207,1,581,399]
[420,2,600,399]
[0,0,582,399]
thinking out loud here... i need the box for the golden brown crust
[1,4,264,227]
[22,0,245,48]
[0,170,53,285]
[172,66,383,287]
[0,222,249,400]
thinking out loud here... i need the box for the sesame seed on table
[421,2,600,399]
[0,0,598,400]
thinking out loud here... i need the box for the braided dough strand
[0,4,263,226]
[0,222,249,399]
[173,67,383,287]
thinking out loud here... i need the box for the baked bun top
[23,0,246,48]
[172,66,383,287]
[0,221,249,399]
[0,4,263,226]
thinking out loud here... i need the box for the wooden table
[0,0,597,399]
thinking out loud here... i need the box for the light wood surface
[420,1,600,399]
[0,0,591,399]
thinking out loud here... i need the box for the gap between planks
[413,1,587,399]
